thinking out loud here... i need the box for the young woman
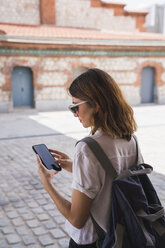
[36,68,144,248]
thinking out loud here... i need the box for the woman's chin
[82,123,90,128]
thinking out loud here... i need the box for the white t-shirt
[65,130,144,245]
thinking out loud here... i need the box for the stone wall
[0,0,146,32]
[0,0,40,25]
[0,53,165,112]
[55,0,138,32]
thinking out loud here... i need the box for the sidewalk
[0,105,165,247]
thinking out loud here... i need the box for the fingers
[36,155,57,176]
[56,158,67,165]
[49,149,68,159]
[36,155,45,171]
[56,158,72,171]
[36,154,42,166]
[56,160,64,168]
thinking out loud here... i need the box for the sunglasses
[68,101,87,114]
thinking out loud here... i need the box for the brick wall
[55,0,144,32]
[0,0,40,25]
[0,0,146,31]
[40,0,55,24]
[0,54,165,112]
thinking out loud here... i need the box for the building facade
[145,4,165,34]
[0,0,165,112]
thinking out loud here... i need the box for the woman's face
[71,97,94,128]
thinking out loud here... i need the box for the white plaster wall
[38,72,68,86]
[111,72,137,85]
[0,0,40,25]
[161,72,165,82]
[37,87,68,100]
[158,85,165,104]
[40,58,73,71]
[120,86,141,105]
[0,72,5,87]
[0,89,9,102]
[55,0,137,32]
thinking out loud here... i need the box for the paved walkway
[0,105,165,247]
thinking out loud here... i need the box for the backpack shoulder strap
[78,136,117,178]
[78,135,141,178]
[132,134,140,165]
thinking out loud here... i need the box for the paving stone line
[0,135,74,247]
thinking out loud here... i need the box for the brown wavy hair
[68,68,137,141]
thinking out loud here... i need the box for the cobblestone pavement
[0,105,165,247]
[0,135,75,248]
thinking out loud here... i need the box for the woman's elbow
[70,217,87,229]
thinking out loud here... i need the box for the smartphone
[32,144,61,171]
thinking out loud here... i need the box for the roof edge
[1,35,165,48]
[125,10,148,16]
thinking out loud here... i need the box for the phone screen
[32,144,61,171]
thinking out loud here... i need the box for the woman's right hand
[49,149,73,173]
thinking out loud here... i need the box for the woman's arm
[37,155,92,229]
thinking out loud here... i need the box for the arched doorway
[140,67,155,103]
[12,66,34,107]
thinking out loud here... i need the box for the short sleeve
[72,142,103,199]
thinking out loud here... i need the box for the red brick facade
[136,61,164,87]
[40,0,56,24]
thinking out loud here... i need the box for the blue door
[141,67,155,103]
[12,67,34,107]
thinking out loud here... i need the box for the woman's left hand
[36,155,58,189]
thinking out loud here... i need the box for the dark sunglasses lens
[71,106,78,113]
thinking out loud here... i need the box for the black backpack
[80,136,165,248]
